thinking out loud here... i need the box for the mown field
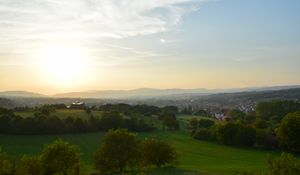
[0,129,280,175]
[15,109,103,119]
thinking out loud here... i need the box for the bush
[193,128,214,141]
[267,152,300,175]
[256,100,300,121]
[277,111,300,152]
[93,129,140,173]
[41,140,82,175]
[140,138,177,168]
[0,150,15,175]
[17,155,43,175]
[198,119,215,128]
[254,129,276,149]
[216,123,255,147]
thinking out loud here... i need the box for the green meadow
[0,129,280,175]
[15,109,103,119]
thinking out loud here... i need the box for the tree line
[0,104,179,135]
[191,100,300,153]
[0,129,177,175]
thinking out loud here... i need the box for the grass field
[15,109,103,119]
[0,130,280,175]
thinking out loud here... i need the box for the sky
[0,0,299,94]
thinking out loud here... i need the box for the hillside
[0,91,46,98]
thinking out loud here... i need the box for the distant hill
[53,88,210,99]
[193,88,300,104]
[0,91,46,98]
[1,85,299,99]
[53,85,300,99]
[1,87,300,109]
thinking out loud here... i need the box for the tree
[100,111,124,130]
[18,155,43,175]
[193,128,214,141]
[198,119,215,128]
[254,118,268,129]
[93,129,140,173]
[0,149,15,175]
[41,139,81,175]
[228,109,246,120]
[267,152,300,175]
[277,111,300,152]
[256,100,300,121]
[216,122,255,147]
[189,118,198,129]
[162,116,179,130]
[140,138,177,168]
[254,129,276,149]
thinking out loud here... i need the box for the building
[68,101,85,109]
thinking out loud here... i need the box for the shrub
[140,138,177,168]
[277,111,300,152]
[93,129,140,173]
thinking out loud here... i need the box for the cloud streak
[0,0,204,42]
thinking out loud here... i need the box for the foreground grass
[0,130,280,175]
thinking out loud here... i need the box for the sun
[36,46,90,88]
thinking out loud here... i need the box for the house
[69,101,85,109]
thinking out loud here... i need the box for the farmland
[0,126,280,174]
[15,109,103,119]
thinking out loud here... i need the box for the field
[15,109,103,119]
[0,129,280,175]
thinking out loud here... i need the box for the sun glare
[36,46,90,88]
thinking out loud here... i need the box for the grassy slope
[15,109,103,119]
[0,130,280,174]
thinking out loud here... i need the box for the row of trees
[0,129,177,175]
[191,100,300,152]
[0,107,155,135]
[99,104,178,117]
[94,129,177,173]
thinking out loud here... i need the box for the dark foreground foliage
[93,129,177,174]
[232,152,300,175]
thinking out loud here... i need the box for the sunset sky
[0,0,299,94]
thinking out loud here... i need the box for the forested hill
[0,88,299,109]
[194,88,300,103]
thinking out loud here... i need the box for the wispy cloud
[0,0,204,42]
[0,0,206,66]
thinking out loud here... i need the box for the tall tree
[93,129,140,173]
[41,139,81,175]
[277,112,300,152]
[140,138,177,168]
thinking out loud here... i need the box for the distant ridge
[53,85,300,99]
[1,85,299,99]
[0,91,46,98]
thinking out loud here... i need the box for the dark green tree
[140,138,177,168]
[0,149,15,175]
[277,111,300,152]
[198,119,215,128]
[93,129,140,173]
[228,109,246,120]
[18,155,43,175]
[256,100,300,121]
[267,152,300,175]
[41,139,81,175]
[189,118,198,129]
